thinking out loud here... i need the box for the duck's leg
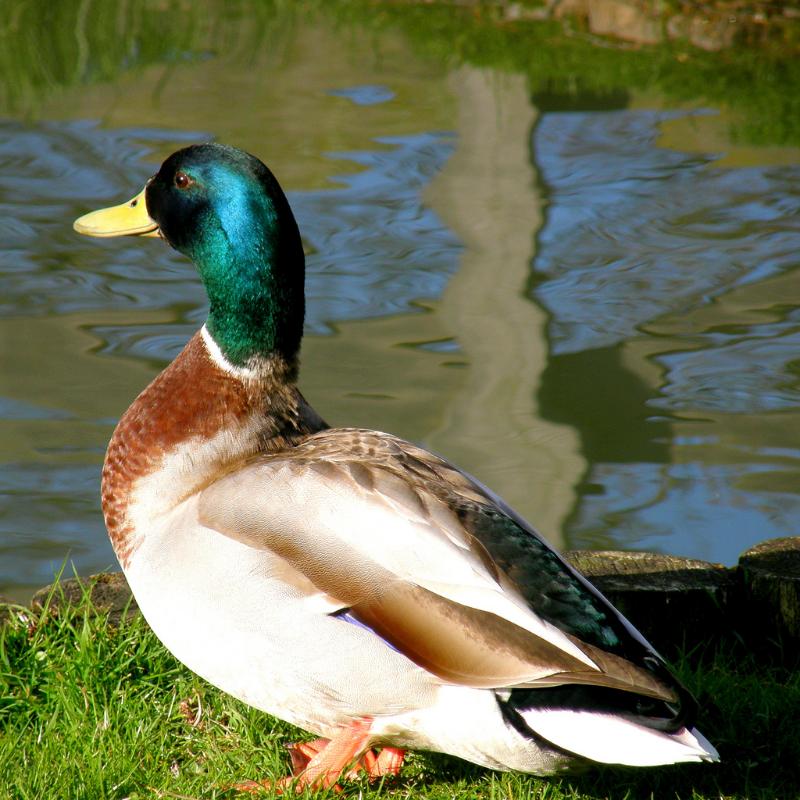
[341,744,406,780]
[290,738,405,781]
[228,739,335,794]
[366,746,406,778]
[233,722,404,794]
[286,738,329,775]
[292,717,374,790]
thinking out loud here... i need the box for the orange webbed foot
[231,718,404,794]
[368,746,406,778]
[230,720,406,794]
[286,738,330,776]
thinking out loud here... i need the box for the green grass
[1,583,799,799]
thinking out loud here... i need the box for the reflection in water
[533,109,800,562]
[424,68,583,545]
[539,345,671,466]
[0,119,460,601]
[0,17,461,601]
[2,7,800,601]
[296,132,459,332]
[19,18,455,189]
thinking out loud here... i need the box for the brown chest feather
[100,331,324,567]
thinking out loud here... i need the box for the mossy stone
[31,572,138,625]
[739,537,800,645]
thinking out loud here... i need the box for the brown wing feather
[198,427,675,701]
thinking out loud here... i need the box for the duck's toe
[354,747,406,779]
[286,738,330,775]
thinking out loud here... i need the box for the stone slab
[739,537,800,645]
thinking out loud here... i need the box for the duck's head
[75,143,305,369]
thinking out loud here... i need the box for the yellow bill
[73,185,160,238]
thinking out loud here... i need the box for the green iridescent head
[75,143,305,368]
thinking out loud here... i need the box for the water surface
[2,4,800,601]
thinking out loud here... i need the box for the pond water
[2,2,800,602]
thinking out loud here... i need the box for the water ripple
[534,108,800,561]
[0,119,459,600]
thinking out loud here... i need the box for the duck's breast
[123,492,439,737]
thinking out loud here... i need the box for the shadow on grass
[578,641,800,800]
[397,638,800,800]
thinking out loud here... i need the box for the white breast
[122,490,440,737]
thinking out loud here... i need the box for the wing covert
[196,428,675,700]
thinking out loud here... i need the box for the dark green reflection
[531,85,630,114]
[0,0,300,114]
[2,0,799,146]
[538,344,670,466]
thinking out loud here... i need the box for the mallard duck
[73,143,718,790]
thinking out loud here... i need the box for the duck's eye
[175,171,194,190]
